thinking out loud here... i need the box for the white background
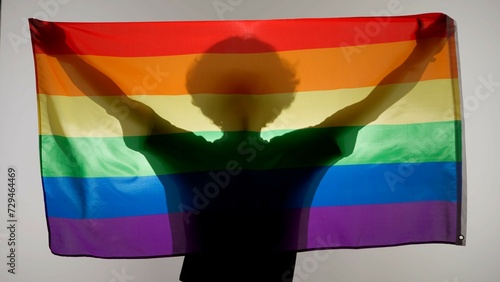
[0,0,498,281]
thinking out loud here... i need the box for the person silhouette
[176,37,332,281]
[32,15,450,282]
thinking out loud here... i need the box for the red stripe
[30,13,451,57]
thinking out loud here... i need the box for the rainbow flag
[30,13,465,258]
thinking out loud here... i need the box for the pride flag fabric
[30,13,465,258]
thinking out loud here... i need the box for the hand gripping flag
[30,13,465,258]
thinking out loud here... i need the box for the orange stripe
[35,39,454,96]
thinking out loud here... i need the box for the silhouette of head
[186,37,298,132]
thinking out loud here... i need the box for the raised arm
[317,15,451,148]
[31,20,186,140]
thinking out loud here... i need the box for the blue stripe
[43,162,459,219]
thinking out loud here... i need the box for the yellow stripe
[39,78,460,137]
[35,39,454,96]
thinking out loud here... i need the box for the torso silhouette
[143,127,341,281]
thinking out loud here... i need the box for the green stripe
[40,121,461,177]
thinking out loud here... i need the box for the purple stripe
[48,201,458,257]
[48,214,174,257]
[306,201,458,249]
